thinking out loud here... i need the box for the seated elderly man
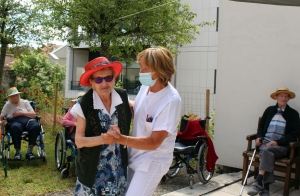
[247,87,300,196]
[0,87,40,160]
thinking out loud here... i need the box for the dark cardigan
[76,88,132,188]
[257,103,300,147]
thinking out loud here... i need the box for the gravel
[44,168,212,196]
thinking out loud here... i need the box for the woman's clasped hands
[102,125,122,144]
[107,125,121,139]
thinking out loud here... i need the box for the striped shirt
[264,108,286,142]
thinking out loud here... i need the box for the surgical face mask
[139,72,157,86]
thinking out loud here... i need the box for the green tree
[35,0,203,61]
[7,46,31,58]
[0,0,53,87]
[12,51,66,97]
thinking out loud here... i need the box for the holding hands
[107,125,121,139]
[101,133,117,145]
[100,125,122,145]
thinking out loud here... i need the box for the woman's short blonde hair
[136,46,175,84]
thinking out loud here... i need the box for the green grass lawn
[0,125,76,195]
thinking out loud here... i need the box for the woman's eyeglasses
[91,75,114,84]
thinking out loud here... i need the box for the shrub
[208,109,215,141]
[13,51,65,97]
[20,80,65,114]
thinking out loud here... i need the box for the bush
[20,80,65,114]
[208,109,215,141]
[13,51,65,97]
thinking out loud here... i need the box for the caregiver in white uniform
[109,46,182,196]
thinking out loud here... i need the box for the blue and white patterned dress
[75,109,127,196]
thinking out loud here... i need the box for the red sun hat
[79,57,123,86]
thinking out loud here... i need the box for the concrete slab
[162,172,300,196]
[163,172,243,196]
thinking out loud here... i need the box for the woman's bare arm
[108,125,168,150]
[75,115,116,148]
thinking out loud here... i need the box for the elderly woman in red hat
[71,57,131,196]
[0,87,40,160]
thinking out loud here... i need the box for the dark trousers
[8,120,40,150]
[258,143,288,184]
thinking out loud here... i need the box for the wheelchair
[55,107,77,178]
[0,101,46,177]
[163,119,215,189]
[55,126,77,178]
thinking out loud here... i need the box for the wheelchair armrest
[64,126,70,132]
[35,116,41,121]
[2,117,8,127]
[196,136,208,139]
[62,107,69,114]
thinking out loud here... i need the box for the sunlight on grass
[0,125,76,195]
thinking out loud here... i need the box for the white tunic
[128,83,182,174]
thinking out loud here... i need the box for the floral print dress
[75,109,127,196]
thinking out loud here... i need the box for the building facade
[176,0,219,118]
[214,1,300,169]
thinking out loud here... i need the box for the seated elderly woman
[61,92,85,142]
[0,87,40,160]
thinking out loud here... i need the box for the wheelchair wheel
[2,155,7,177]
[55,130,66,171]
[61,168,69,178]
[166,154,183,178]
[0,137,2,159]
[36,126,44,156]
[197,141,214,184]
[161,175,167,182]
[1,131,8,177]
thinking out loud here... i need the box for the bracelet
[124,136,128,149]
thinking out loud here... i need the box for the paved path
[162,172,300,196]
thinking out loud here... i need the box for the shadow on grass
[4,158,46,169]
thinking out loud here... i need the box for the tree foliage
[35,0,201,61]
[0,0,54,87]
[12,51,66,97]
[7,46,31,58]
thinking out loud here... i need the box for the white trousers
[126,160,164,196]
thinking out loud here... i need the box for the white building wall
[176,0,219,118]
[49,45,67,66]
[65,47,89,98]
[214,1,300,169]
[54,46,67,66]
